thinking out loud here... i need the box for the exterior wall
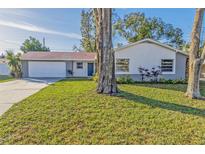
[72,61,95,77]
[162,52,187,80]
[115,42,187,81]
[22,60,95,78]
[0,63,10,75]
[21,61,28,77]
[21,41,187,80]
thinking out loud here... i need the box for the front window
[116,59,129,72]
[77,62,83,69]
[161,59,173,72]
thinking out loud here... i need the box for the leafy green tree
[78,9,96,52]
[6,51,22,78]
[182,42,205,53]
[20,36,50,53]
[77,9,119,52]
[113,12,185,49]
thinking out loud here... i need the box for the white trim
[76,62,83,69]
[115,58,130,73]
[161,58,176,75]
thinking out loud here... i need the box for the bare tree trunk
[186,8,205,99]
[94,8,118,94]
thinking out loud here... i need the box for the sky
[0,8,200,54]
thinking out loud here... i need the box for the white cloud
[0,9,34,19]
[0,19,81,39]
[2,39,21,45]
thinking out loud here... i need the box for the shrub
[92,73,98,82]
[159,78,166,83]
[138,66,161,82]
[150,66,162,82]
[159,78,187,84]
[116,75,134,84]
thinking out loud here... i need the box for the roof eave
[21,59,96,61]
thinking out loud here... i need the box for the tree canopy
[77,9,118,52]
[20,36,50,53]
[78,9,96,52]
[113,12,185,49]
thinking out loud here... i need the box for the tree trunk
[186,59,203,98]
[186,8,205,99]
[94,8,118,94]
[93,9,103,75]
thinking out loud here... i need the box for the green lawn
[0,75,14,83]
[1,79,205,144]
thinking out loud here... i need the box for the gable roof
[20,39,188,61]
[115,39,188,56]
[21,52,96,61]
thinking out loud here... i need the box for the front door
[87,63,94,76]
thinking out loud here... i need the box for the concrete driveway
[0,78,61,116]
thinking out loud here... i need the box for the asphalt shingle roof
[21,52,96,61]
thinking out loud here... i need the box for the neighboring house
[0,58,10,76]
[20,39,189,80]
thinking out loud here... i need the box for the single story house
[115,39,188,81]
[21,52,96,78]
[21,39,189,80]
[0,58,10,76]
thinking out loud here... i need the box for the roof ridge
[115,38,188,56]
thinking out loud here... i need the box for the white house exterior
[115,39,188,81]
[21,52,96,78]
[21,39,188,80]
[0,59,10,76]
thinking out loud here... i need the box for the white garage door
[28,61,66,77]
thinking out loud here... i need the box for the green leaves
[20,36,50,53]
[113,12,185,49]
[5,50,22,78]
[79,9,96,52]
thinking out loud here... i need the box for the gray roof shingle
[21,52,96,61]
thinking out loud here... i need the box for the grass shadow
[117,90,205,117]
[127,81,205,95]
[58,77,92,82]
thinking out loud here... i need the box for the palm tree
[6,51,22,78]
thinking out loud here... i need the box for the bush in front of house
[158,78,187,84]
[134,79,187,84]
[138,66,162,82]
[116,75,134,84]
